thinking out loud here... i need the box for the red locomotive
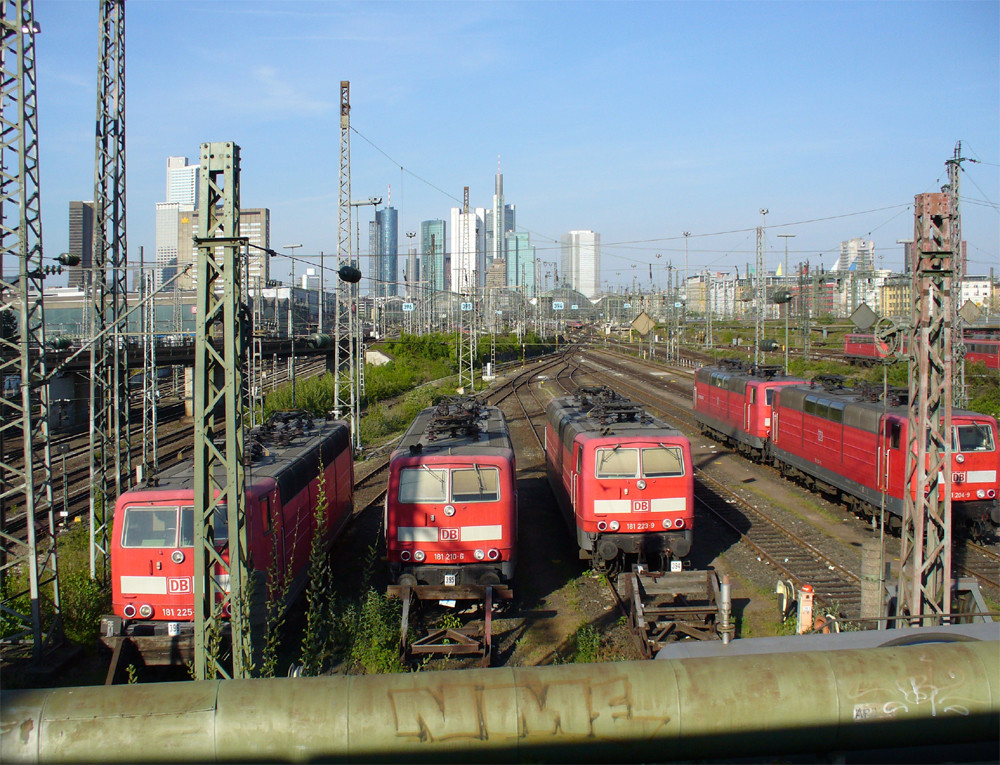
[545,387,694,573]
[109,411,354,637]
[845,333,1000,370]
[385,397,517,588]
[693,360,804,461]
[770,376,1000,536]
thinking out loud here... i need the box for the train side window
[261,495,272,535]
[451,467,500,503]
[829,402,845,424]
[748,387,756,404]
[765,389,774,406]
[804,395,817,415]
[398,467,448,503]
[890,422,901,449]
[641,447,684,477]
[121,506,178,548]
[595,448,638,478]
[576,447,583,472]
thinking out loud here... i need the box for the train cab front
[951,418,1000,539]
[582,439,694,573]
[386,457,516,588]
[110,498,230,638]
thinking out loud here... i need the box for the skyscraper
[505,231,536,296]
[450,206,486,292]
[66,201,94,289]
[156,156,199,288]
[485,162,515,270]
[835,238,875,272]
[421,219,446,293]
[561,230,600,298]
[165,207,269,291]
[370,206,398,298]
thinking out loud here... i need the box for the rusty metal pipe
[3,640,997,763]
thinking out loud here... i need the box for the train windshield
[399,467,448,503]
[452,467,500,502]
[955,424,995,452]
[641,447,685,477]
[120,504,229,548]
[121,506,178,548]
[178,505,229,546]
[596,448,639,478]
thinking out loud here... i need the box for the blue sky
[36,0,999,290]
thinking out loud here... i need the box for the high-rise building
[155,156,199,288]
[485,163,515,269]
[164,206,269,291]
[561,230,600,298]
[835,238,875,273]
[505,230,536,296]
[370,206,398,298]
[420,219,446,293]
[66,201,94,289]
[450,206,486,292]
[165,156,198,204]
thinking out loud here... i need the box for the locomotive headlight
[609,520,620,531]
[400,550,411,562]
[171,550,184,564]
[413,550,426,562]
[662,519,671,529]
[977,489,986,499]
[597,521,608,531]
[138,604,153,618]
[956,454,965,464]
[123,604,137,619]
[444,505,456,517]
[487,549,500,561]
[474,549,485,561]
[674,518,686,529]
[636,479,647,490]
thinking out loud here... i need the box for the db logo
[168,577,192,594]
[440,528,459,541]
[632,499,650,512]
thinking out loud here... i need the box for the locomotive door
[745,386,754,431]
[572,444,581,511]
[877,418,898,492]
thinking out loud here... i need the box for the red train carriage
[693,360,804,461]
[545,387,694,573]
[845,333,1000,370]
[385,397,517,588]
[770,376,1000,537]
[109,411,353,638]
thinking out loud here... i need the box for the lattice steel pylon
[753,219,765,367]
[898,192,954,625]
[0,0,61,660]
[88,0,129,580]
[191,142,251,680]
[334,80,358,449]
[945,142,968,409]
[140,270,157,482]
[458,186,475,391]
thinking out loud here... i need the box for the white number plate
[444,573,457,586]
[670,560,683,573]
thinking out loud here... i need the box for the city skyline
[33,1,998,292]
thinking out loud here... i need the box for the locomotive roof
[696,361,802,389]
[396,399,512,457]
[775,381,991,430]
[130,413,350,497]
[548,391,681,438]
